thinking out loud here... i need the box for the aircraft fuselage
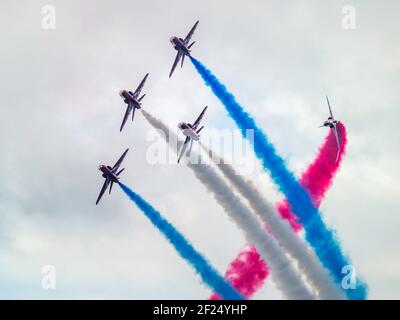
[170,37,190,55]
[119,90,142,109]
[99,165,119,182]
[178,122,200,141]
[322,117,338,129]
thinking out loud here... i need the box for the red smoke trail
[210,122,347,300]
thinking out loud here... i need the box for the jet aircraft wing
[133,73,149,97]
[192,106,208,129]
[96,178,110,205]
[178,136,190,163]
[112,148,129,173]
[120,104,132,132]
[183,20,199,45]
[326,95,334,119]
[169,51,182,78]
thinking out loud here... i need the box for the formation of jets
[96,20,342,205]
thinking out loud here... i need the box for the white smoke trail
[141,109,315,300]
[200,144,346,300]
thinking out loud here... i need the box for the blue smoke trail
[118,182,244,300]
[190,56,367,299]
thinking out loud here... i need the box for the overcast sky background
[0,0,399,299]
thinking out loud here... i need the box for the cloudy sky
[0,0,399,299]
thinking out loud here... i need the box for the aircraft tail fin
[181,54,185,68]
[132,106,136,121]
[188,41,196,49]
[186,139,194,157]
[109,181,114,194]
